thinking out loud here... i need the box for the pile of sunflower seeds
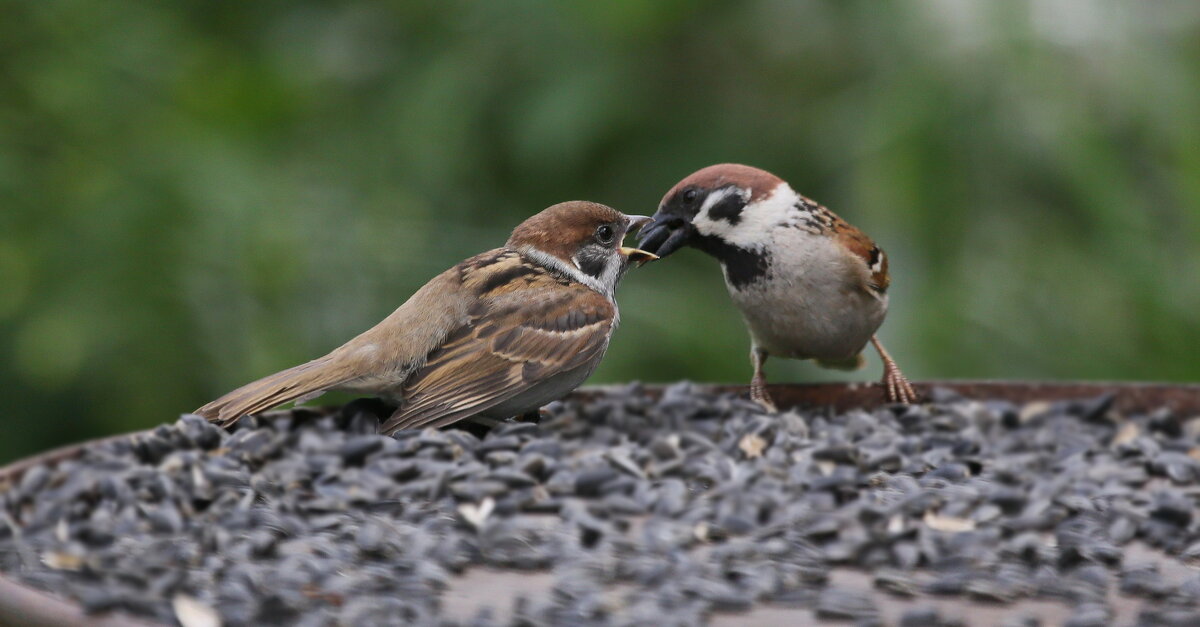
[2,383,1200,626]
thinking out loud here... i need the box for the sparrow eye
[595,224,615,244]
[682,188,699,204]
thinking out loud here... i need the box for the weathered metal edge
[0,379,1197,626]
[575,379,1200,415]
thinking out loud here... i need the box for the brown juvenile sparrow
[637,164,916,407]
[196,201,656,434]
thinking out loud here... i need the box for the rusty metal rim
[582,379,1200,414]
[1,379,1198,626]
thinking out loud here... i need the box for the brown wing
[195,250,502,427]
[799,195,890,296]
[379,273,614,434]
[834,225,890,295]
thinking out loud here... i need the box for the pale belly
[725,261,887,361]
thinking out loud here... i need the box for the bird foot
[882,364,917,404]
[751,380,778,413]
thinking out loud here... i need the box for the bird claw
[882,366,917,404]
[753,394,778,413]
[750,380,778,413]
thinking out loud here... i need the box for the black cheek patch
[707,190,746,225]
[575,248,609,279]
[693,235,769,289]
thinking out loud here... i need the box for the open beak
[619,246,659,267]
[618,215,657,266]
[636,213,692,259]
[625,214,653,234]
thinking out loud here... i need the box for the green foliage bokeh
[2,1,1198,462]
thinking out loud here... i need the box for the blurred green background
[2,1,1198,463]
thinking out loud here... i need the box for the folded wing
[380,284,613,434]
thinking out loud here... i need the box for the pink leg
[871,335,917,404]
[750,346,777,412]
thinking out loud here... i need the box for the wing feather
[380,280,613,434]
[829,214,890,295]
[797,196,890,296]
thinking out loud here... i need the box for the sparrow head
[638,163,788,258]
[508,201,657,296]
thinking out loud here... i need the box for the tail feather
[196,357,349,427]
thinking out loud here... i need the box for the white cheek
[692,188,740,239]
[600,255,623,295]
[692,214,733,240]
[693,183,798,250]
[521,246,609,298]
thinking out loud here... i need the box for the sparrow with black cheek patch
[196,201,657,434]
[638,164,916,407]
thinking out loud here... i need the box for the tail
[195,356,350,427]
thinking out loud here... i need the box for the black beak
[637,214,693,258]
